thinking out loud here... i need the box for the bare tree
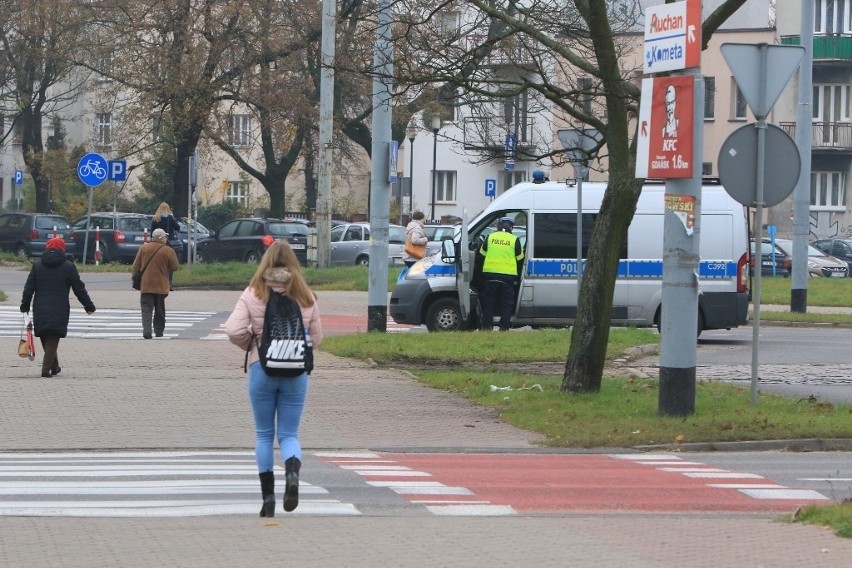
[390,0,748,392]
[0,0,89,212]
[83,0,321,217]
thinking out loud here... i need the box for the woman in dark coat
[151,202,181,290]
[20,238,96,377]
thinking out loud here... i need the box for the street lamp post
[430,115,441,222]
[406,125,416,222]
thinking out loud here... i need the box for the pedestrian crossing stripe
[0,451,357,517]
[0,450,518,518]
[317,452,517,516]
[609,454,829,501]
[0,306,215,340]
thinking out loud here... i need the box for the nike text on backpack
[246,290,313,377]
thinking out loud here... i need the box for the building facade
[775,0,852,240]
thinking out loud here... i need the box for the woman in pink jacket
[225,240,323,517]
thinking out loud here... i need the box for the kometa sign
[635,76,694,179]
[643,0,701,74]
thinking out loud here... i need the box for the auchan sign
[643,0,701,74]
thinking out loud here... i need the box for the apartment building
[775,0,852,240]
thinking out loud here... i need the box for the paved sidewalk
[1,286,851,567]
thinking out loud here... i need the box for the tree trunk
[20,108,49,212]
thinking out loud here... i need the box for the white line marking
[426,504,516,516]
[683,473,764,479]
[738,489,829,500]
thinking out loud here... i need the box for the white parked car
[329,222,406,266]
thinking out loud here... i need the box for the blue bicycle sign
[77,153,108,186]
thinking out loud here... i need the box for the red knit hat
[45,237,66,252]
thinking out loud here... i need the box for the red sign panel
[636,76,694,179]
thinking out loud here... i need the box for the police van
[389,179,750,333]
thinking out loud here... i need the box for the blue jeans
[247,362,308,473]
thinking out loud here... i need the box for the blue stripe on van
[526,259,739,278]
[424,259,738,278]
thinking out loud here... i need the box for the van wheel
[425,297,463,332]
[15,244,29,257]
[355,255,369,266]
[245,250,261,263]
[195,250,206,263]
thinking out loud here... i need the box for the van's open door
[456,209,471,327]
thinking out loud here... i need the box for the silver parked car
[774,238,848,278]
[329,222,406,266]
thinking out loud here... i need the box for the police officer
[478,216,524,331]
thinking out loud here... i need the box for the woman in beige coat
[225,240,323,517]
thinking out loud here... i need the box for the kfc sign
[635,76,694,179]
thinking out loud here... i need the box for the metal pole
[316,0,336,268]
[658,70,703,417]
[431,127,438,222]
[791,0,813,312]
[576,177,583,284]
[367,0,392,332]
[408,135,415,217]
[750,43,770,406]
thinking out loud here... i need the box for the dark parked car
[773,238,848,278]
[143,215,211,262]
[174,217,210,262]
[0,212,76,258]
[812,238,852,272]
[749,239,791,277]
[195,218,308,265]
[71,212,152,264]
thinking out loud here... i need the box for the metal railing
[778,122,852,151]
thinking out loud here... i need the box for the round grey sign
[718,123,801,207]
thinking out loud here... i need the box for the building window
[811,171,846,209]
[813,84,851,122]
[96,113,112,147]
[731,80,747,120]
[815,0,852,34]
[433,171,457,203]
[227,181,249,205]
[229,114,252,147]
[578,77,593,116]
[151,116,163,143]
[503,92,530,142]
[704,76,715,120]
[94,50,114,77]
[437,10,460,37]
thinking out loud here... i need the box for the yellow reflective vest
[481,230,522,276]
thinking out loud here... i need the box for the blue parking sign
[109,160,127,181]
[484,178,497,197]
[14,170,23,185]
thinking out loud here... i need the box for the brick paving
[1,286,851,567]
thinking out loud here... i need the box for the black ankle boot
[259,471,275,517]
[283,457,301,512]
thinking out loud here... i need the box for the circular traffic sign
[77,153,108,187]
[718,123,801,207]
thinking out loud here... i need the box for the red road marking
[374,453,826,514]
[322,315,415,335]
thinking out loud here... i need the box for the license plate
[831,272,846,278]
[135,236,146,242]
[392,257,404,265]
[289,243,306,250]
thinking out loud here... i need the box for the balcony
[779,122,852,152]
[780,34,852,61]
